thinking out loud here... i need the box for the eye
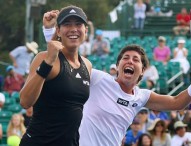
[75,22,83,27]
[122,56,129,60]
[134,58,140,62]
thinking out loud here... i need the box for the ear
[141,67,146,75]
[56,26,60,37]
[85,26,88,34]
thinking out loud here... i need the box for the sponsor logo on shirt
[83,80,90,86]
[132,103,138,107]
[117,98,129,107]
[75,73,81,78]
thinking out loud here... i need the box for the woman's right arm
[20,40,64,109]
[20,52,47,109]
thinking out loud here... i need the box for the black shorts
[20,132,79,146]
[20,133,44,146]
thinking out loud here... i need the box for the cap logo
[69,9,76,13]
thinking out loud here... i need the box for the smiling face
[57,16,87,52]
[116,45,148,87]
[117,51,143,84]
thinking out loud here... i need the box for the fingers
[43,10,59,21]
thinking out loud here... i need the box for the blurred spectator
[109,64,117,78]
[0,74,3,91]
[144,0,172,17]
[148,119,171,146]
[7,114,26,139]
[137,107,153,133]
[22,106,33,127]
[3,65,25,95]
[173,8,190,35]
[79,21,94,57]
[91,29,110,60]
[133,0,146,30]
[9,41,38,76]
[171,38,190,76]
[153,36,171,65]
[171,121,191,146]
[149,110,170,126]
[0,92,5,111]
[168,110,191,135]
[137,133,153,146]
[122,117,143,146]
[0,123,2,140]
[142,60,159,89]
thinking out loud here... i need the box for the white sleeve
[42,26,56,42]
[140,89,152,106]
[90,69,106,86]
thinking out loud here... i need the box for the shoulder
[81,56,92,74]
[90,69,112,86]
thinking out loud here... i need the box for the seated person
[3,65,25,95]
[171,121,191,146]
[91,29,110,60]
[109,64,117,78]
[171,38,190,73]
[7,114,26,139]
[121,117,143,146]
[0,92,5,111]
[142,60,159,89]
[144,0,173,17]
[173,7,190,35]
[170,38,190,84]
[136,107,153,133]
[149,110,170,126]
[153,36,171,65]
[79,21,94,58]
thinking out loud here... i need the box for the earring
[57,36,61,41]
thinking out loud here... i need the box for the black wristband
[36,60,53,78]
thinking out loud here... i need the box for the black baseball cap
[57,6,88,25]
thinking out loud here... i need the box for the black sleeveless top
[26,52,90,146]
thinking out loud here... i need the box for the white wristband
[42,26,56,42]
[187,85,191,96]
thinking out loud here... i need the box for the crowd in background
[0,1,191,146]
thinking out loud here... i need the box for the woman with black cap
[19,5,92,146]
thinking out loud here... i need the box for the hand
[87,21,93,25]
[13,62,18,68]
[45,40,64,65]
[43,10,59,29]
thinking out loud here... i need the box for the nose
[127,58,133,64]
[70,24,78,32]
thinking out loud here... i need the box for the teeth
[69,36,78,39]
[125,67,133,71]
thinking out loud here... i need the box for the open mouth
[68,35,78,39]
[124,67,134,75]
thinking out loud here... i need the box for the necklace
[70,65,74,72]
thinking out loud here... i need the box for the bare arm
[19,52,47,109]
[0,124,2,139]
[145,89,191,111]
[87,21,94,36]
[20,41,64,109]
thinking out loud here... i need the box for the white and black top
[79,69,151,146]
